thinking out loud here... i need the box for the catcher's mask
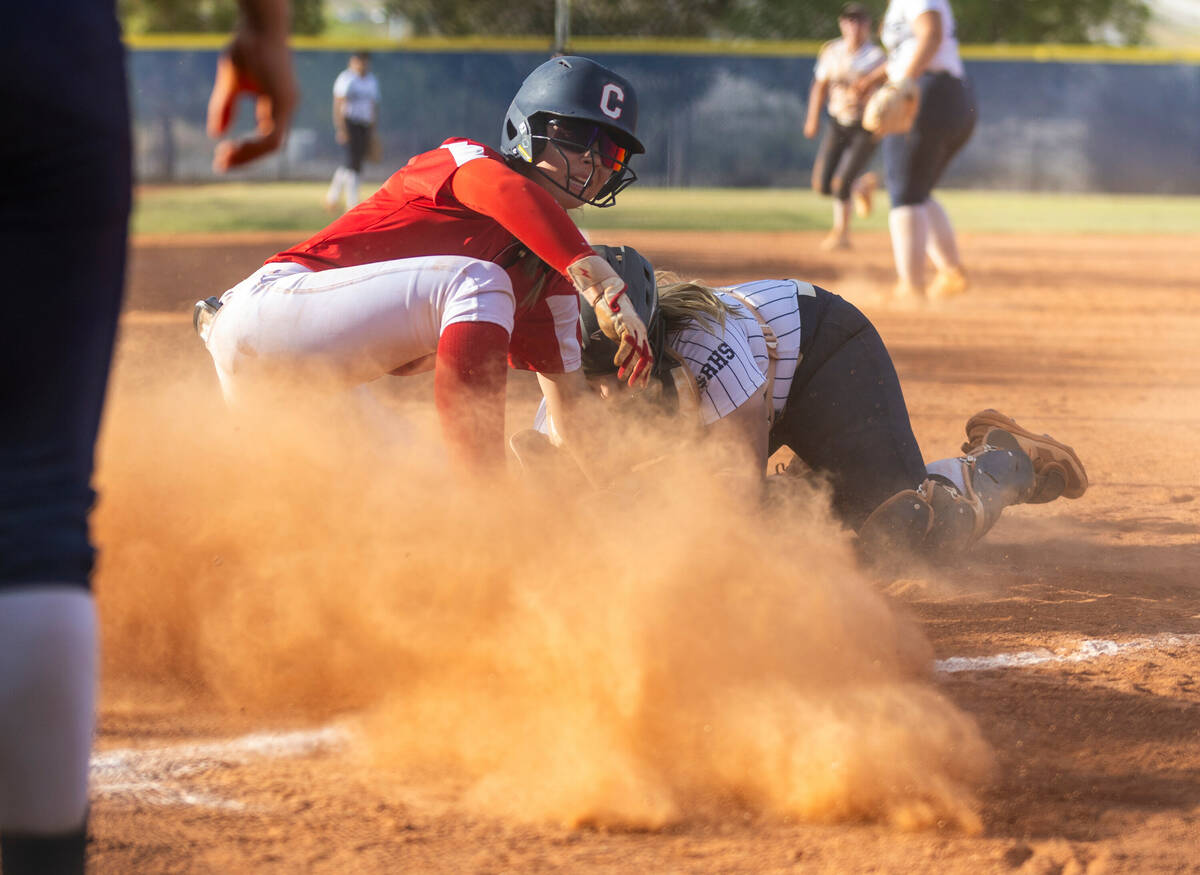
[501,56,643,208]
[579,244,665,378]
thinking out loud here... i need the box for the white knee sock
[325,167,347,206]
[345,170,361,208]
[924,197,962,273]
[926,457,968,493]
[888,204,929,289]
[832,199,851,236]
[0,588,96,834]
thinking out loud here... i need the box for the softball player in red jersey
[196,57,654,476]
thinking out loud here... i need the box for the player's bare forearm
[237,0,290,36]
[856,65,889,95]
[804,81,827,138]
[536,370,608,487]
[903,10,943,81]
[208,0,298,171]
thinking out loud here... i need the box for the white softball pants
[205,255,515,405]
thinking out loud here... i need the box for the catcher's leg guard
[923,429,1034,551]
[963,429,1034,536]
[922,475,978,554]
[859,431,1035,560]
[857,486,934,562]
[963,410,1088,503]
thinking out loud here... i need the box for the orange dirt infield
[90,230,1200,873]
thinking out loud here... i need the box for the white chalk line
[935,633,1200,674]
[91,725,352,811]
[92,635,1200,810]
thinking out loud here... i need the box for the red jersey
[268,139,592,373]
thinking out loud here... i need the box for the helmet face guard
[501,56,644,209]
[532,117,638,208]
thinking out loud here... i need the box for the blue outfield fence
[127,46,1200,194]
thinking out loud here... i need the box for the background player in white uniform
[527,246,1088,561]
[195,56,655,479]
[803,2,886,251]
[325,51,381,213]
[857,0,976,302]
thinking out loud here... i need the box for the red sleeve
[449,158,593,276]
[508,273,582,374]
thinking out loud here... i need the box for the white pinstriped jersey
[667,279,813,425]
[533,279,813,437]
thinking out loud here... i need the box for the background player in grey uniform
[803,2,885,251]
[524,246,1087,561]
[857,0,976,302]
[324,51,381,213]
[0,4,294,873]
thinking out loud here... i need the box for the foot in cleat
[963,409,1088,502]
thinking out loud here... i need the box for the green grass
[132,182,1200,236]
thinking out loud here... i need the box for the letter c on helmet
[600,83,625,119]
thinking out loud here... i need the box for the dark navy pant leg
[770,290,926,529]
[1,5,131,588]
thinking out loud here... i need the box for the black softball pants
[343,120,372,173]
[883,71,976,207]
[769,288,927,529]
[813,119,878,201]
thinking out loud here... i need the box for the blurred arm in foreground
[206,0,299,171]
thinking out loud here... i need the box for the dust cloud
[93,327,993,834]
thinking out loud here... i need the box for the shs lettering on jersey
[695,342,738,391]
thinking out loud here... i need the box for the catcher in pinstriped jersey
[522,246,1088,563]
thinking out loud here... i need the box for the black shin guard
[967,430,1034,535]
[858,431,1036,561]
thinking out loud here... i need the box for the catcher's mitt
[863,78,920,137]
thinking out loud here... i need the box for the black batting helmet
[579,245,665,377]
[501,56,643,207]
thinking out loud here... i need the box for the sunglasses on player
[543,118,631,171]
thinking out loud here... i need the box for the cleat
[963,410,1088,502]
[192,296,222,344]
[928,266,968,300]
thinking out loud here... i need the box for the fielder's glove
[567,254,655,389]
[863,78,920,137]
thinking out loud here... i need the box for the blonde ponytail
[653,271,740,334]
